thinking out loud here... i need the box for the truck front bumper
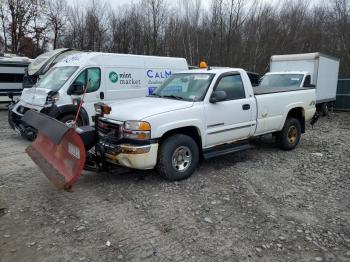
[103,143,159,170]
[8,100,60,138]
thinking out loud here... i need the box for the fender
[154,119,205,145]
[41,104,90,126]
[279,102,306,131]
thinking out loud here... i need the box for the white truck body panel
[270,53,340,103]
[12,52,188,122]
[0,57,31,100]
[254,89,315,135]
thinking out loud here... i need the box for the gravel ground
[0,109,349,262]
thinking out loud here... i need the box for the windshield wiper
[161,95,184,100]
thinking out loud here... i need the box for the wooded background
[1,0,350,75]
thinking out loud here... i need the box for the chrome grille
[97,118,122,144]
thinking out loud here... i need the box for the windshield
[259,74,304,88]
[151,73,214,101]
[34,66,78,91]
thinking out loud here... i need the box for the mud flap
[22,110,86,190]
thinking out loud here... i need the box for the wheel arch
[285,107,306,133]
[159,126,203,154]
[58,105,90,125]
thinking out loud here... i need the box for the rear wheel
[276,117,301,150]
[157,134,199,181]
[58,114,83,127]
[321,103,329,116]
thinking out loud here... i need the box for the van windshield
[259,74,304,88]
[34,66,78,91]
[151,73,214,101]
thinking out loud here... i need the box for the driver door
[70,67,103,119]
[204,73,254,147]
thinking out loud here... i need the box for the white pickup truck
[89,68,316,180]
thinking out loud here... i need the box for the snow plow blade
[22,110,86,190]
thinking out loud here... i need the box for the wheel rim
[172,146,192,172]
[65,119,76,127]
[287,126,298,144]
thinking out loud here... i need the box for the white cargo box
[270,53,340,104]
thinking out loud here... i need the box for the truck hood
[20,87,49,106]
[107,97,194,121]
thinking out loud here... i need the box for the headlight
[46,93,59,104]
[52,93,60,102]
[123,121,151,140]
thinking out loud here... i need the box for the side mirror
[210,90,227,103]
[304,83,316,88]
[68,83,85,95]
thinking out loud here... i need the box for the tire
[58,114,83,127]
[276,117,301,150]
[321,103,329,116]
[157,134,199,181]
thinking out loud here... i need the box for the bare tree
[1,0,350,75]
[7,0,38,53]
[46,0,66,49]
[144,0,166,54]
[0,0,8,52]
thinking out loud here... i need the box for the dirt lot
[0,109,349,262]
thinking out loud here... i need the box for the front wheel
[157,134,199,181]
[276,117,301,150]
[58,114,83,127]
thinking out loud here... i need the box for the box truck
[9,52,188,139]
[0,55,32,103]
[261,53,339,115]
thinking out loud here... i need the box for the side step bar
[203,141,254,160]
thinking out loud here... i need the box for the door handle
[100,92,104,100]
[242,104,250,110]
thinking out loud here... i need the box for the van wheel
[157,134,199,181]
[58,114,83,127]
[321,103,329,116]
[276,117,301,150]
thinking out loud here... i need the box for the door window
[87,68,101,92]
[72,68,101,93]
[215,74,246,101]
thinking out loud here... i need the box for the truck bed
[253,86,314,95]
[253,86,316,136]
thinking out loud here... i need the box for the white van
[9,52,188,137]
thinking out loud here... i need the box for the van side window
[303,75,311,87]
[215,74,246,101]
[72,68,101,93]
